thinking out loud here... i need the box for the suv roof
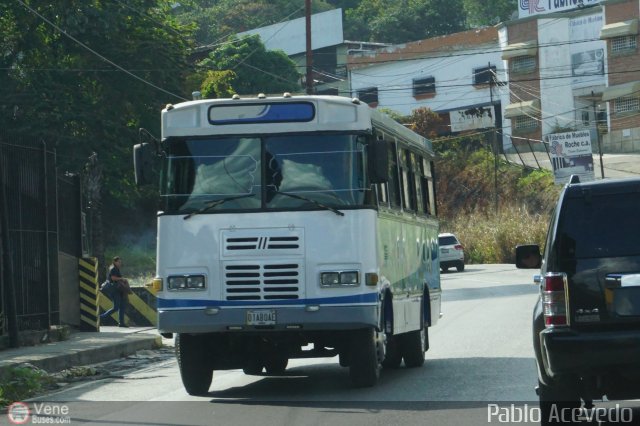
[564,176,640,196]
[438,232,456,238]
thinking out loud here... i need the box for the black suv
[516,176,640,423]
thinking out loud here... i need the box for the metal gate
[0,139,81,334]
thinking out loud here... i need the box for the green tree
[345,0,466,43]
[463,0,516,27]
[0,1,194,236]
[198,35,301,96]
[174,0,333,46]
[200,70,238,98]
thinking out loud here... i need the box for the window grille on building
[510,56,536,74]
[357,87,378,105]
[611,35,637,53]
[413,77,436,96]
[473,65,497,85]
[514,115,538,130]
[614,96,640,114]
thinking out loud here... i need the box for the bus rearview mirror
[368,140,389,184]
[133,143,153,186]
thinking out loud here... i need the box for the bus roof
[161,94,433,155]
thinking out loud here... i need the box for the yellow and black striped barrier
[98,286,157,327]
[78,257,100,331]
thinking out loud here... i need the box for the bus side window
[401,149,417,212]
[423,158,436,216]
[387,142,401,209]
[411,152,424,213]
[418,155,430,216]
[376,183,388,206]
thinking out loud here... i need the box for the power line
[15,0,188,101]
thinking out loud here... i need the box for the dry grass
[442,205,550,264]
[433,135,559,264]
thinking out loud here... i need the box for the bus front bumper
[158,304,379,333]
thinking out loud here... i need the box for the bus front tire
[349,328,380,387]
[176,333,213,395]
[402,327,427,368]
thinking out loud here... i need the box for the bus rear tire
[176,333,213,395]
[265,354,288,375]
[243,358,264,375]
[381,336,402,369]
[349,328,380,387]
[402,327,427,368]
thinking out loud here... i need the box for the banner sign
[546,130,595,184]
[519,0,602,19]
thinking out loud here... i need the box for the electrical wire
[14,0,189,101]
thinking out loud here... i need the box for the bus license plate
[246,309,276,325]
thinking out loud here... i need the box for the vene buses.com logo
[7,402,30,424]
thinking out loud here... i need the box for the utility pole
[489,62,498,213]
[305,0,313,95]
[591,91,605,179]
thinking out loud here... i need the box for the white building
[348,27,510,144]
[237,9,389,96]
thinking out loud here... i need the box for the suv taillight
[454,244,463,250]
[542,273,569,327]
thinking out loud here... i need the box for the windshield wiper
[273,191,344,217]
[183,193,256,220]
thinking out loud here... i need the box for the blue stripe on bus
[157,292,378,309]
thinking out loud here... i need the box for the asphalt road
[26,264,545,425]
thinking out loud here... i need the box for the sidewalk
[0,327,164,375]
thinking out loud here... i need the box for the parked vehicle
[438,233,464,272]
[516,175,640,424]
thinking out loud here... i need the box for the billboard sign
[519,0,602,19]
[449,106,495,132]
[547,130,595,184]
[238,8,343,56]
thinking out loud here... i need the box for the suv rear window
[558,192,640,258]
[439,236,458,245]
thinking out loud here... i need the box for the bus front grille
[224,262,301,301]
[221,229,304,258]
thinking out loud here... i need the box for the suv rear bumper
[541,328,640,377]
[440,259,463,268]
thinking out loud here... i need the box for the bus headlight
[168,275,206,291]
[320,271,359,287]
[340,271,359,285]
[321,272,340,286]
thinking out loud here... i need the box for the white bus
[134,94,441,393]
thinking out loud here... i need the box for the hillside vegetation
[173,0,517,46]
[433,135,560,264]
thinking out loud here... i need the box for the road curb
[0,333,162,375]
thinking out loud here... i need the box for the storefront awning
[504,100,540,119]
[602,81,640,101]
[501,41,538,60]
[600,19,638,39]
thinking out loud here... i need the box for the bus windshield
[161,134,367,213]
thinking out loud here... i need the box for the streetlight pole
[591,90,605,179]
[305,0,313,95]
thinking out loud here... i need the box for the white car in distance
[438,233,465,272]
